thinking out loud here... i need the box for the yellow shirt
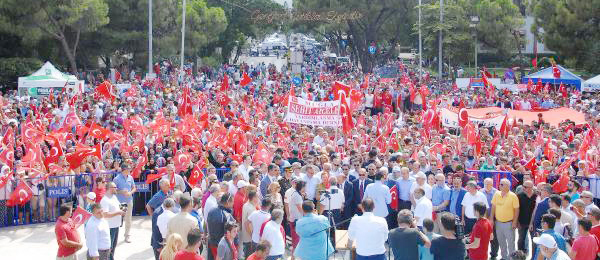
[491,191,520,222]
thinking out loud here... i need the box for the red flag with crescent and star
[71,206,92,229]
[7,181,33,207]
[390,185,399,210]
[340,94,353,135]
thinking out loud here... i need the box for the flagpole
[148,0,153,78]
[418,0,422,83]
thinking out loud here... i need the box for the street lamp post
[180,0,186,78]
[438,0,443,80]
[470,15,479,76]
[148,0,153,78]
[418,0,422,82]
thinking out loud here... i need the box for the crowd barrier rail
[0,168,230,228]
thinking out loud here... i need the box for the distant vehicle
[250,48,259,57]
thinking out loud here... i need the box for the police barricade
[0,167,231,228]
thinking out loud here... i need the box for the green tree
[530,0,600,74]
[419,0,523,66]
[0,0,110,74]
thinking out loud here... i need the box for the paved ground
[0,216,354,259]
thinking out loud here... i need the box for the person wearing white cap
[533,233,570,260]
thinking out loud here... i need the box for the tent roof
[24,61,77,81]
[524,65,582,81]
[585,74,600,84]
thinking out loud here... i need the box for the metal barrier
[0,167,231,228]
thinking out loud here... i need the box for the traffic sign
[369,45,377,54]
[292,77,302,85]
[340,40,348,48]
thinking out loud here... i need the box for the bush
[0,57,43,89]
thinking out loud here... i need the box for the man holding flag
[55,204,83,260]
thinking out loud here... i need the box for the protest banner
[284,96,341,127]
[441,108,506,130]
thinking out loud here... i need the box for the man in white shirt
[85,203,112,260]
[363,171,392,218]
[247,198,272,246]
[461,181,489,234]
[413,187,433,228]
[99,182,125,260]
[156,198,176,239]
[203,184,220,221]
[347,198,389,259]
[410,172,432,201]
[301,165,321,201]
[260,209,286,259]
[238,155,254,181]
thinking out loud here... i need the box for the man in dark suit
[337,172,354,229]
[260,163,280,197]
[150,201,165,260]
[351,168,373,215]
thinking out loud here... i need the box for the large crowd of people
[1,49,600,260]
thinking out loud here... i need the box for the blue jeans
[266,255,282,260]
[356,253,386,260]
[109,227,119,260]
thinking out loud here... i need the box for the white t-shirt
[100,194,122,228]
[157,209,176,239]
[287,189,303,222]
[203,195,218,221]
[247,210,271,243]
[261,221,285,256]
[461,191,488,219]
[414,196,433,227]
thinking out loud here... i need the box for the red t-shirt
[468,218,492,260]
[174,250,204,260]
[55,217,80,257]
[572,234,599,260]
[373,94,384,108]
[246,253,265,260]
[382,92,393,106]
[233,191,247,222]
[93,186,106,203]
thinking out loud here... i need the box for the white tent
[583,75,600,92]
[17,61,84,96]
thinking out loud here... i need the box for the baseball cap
[532,234,557,249]
[392,166,402,172]
[237,180,249,189]
[87,192,97,201]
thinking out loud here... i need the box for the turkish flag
[2,127,14,147]
[559,83,567,98]
[216,92,231,106]
[552,173,570,193]
[389,185,398,210]
[544,137,554,159]
[511,142,522,158]
[88,123,109,140]
[94,81,117,101]
[124,84,139,97]
[332,81,350,100]
[490,135,499,156]
[552,63,561,78]
[458,102,469,129]
[221,74,229,91]
[0,172,12,190]
[173,151,192,173]
[178,87,193,118]
[253,143,273,165]
[240,72,252,86]
[499,116,508,138]
[188,161,205,187]
[524,157,537,171]
[7,181,33,207]
[21,122,44,144]
[145,167,169,184]
[71,206,92,229]
[535,128,544,147]
[340,94,354,135]
[0,146,14,168]
[62,111,83,131]
[21,143,43,167]
[132,150,148,179]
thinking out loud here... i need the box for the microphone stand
[312,189,354,260]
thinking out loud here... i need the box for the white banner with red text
[284,96,341,127]
[440,108,506,130]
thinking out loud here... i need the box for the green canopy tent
[17,61,84,96]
